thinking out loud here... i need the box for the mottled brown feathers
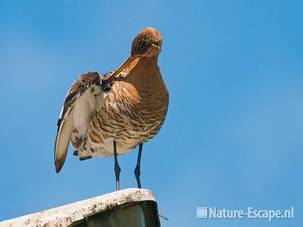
[131,27,162,57]
[56,27,169,166]
[59,72,100,123]
[81,56,169,155]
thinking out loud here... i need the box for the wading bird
[54,27,169,190]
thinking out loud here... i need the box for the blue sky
[0,0,302,226]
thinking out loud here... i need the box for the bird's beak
[104,56,137,81]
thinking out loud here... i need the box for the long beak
[103,56,136,82]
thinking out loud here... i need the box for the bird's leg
[113,141,121,190]
[134,144,143,188]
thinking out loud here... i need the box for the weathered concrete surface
[0,188,156,227]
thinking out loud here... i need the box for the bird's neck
[142,55,159,64]
[119,55,164,95]
[125,56,159,79]
[129,56,158,69]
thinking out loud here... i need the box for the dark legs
[113,141,121,191]
[134,144,143,188]
[113,141,143,190]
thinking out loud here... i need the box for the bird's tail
[54,118,73,173]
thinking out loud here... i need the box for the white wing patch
[72,85,105,139]
[54,73,108,173]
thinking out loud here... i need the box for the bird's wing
[54,72,103,173]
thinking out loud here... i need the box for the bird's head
[102,27,162,83]
[131,27,162,58]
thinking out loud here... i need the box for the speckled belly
[74,80,168,157]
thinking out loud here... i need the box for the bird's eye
[152,41,161,47]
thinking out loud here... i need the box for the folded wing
[54,72,107,173]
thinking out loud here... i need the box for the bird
[54,27,169,190]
